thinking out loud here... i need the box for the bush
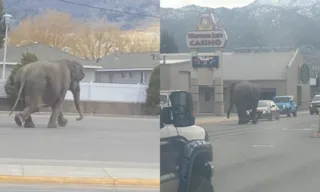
[5,52,38,107]
[145,65,160,115]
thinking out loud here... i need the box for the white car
[248,100,280,121]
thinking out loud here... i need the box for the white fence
[0,81,148,103]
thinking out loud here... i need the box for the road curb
[0,175,160,187]
[196,117,237,125]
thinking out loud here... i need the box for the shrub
[4,52,38,107]
[145,65,160,115]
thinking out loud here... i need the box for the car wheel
[189,175,214,192]
[286,109,291,117]
[276,112,280,120]
[268,113,273,121]
[292,111,297,117]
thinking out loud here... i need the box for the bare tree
[9,9,76,48]
[68,23,126,60]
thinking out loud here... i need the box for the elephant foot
[238,119,250,124]
[24,121,35,128]
[14,114,24,127]
[58,118,68,127]
[47,123,58,128]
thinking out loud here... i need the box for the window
[205,90,211,101]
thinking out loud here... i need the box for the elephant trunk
[72,84,83,121]
[227,83,235,119]
[227,100,233,119]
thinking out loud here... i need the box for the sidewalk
[0,158,159,187]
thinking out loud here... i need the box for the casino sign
[186,29,227,49]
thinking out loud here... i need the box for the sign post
[186,13,227,116]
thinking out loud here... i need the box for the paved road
[203,113,320,192]
[0,184,159,192]
[0,114,159,163]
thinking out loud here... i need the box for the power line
[58,0,159,18]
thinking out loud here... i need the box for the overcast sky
[160,0,256,8]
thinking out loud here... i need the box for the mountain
[160,1,320,53]
[3,0,159,30]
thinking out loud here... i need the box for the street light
[2,13,12,80]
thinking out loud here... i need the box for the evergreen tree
[145,65,160,115]
[5,52,38,107]
[0,0,7,48]
[160,30,179,53]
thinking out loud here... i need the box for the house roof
[160,50,299,81]
[0,43,101,68]
[96,51,160,70]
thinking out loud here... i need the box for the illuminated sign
[192,56,219,68]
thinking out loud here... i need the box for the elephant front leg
[57,112,68,127]
[251,103,258,124]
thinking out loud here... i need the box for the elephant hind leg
[24,116,35,128]
[48,99,65,128]
[15,98,42,128]
[57,112,68,127]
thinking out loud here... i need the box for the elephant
[226,81,260,124]
[9,59,85,128]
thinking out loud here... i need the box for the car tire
[292,111,297,117]
[189,175,214,192]
[268,114,273,121]
[286,109,291,117]
[276,112,280,120]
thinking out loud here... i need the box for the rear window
[313,95,320,101]
[258,102,269,107]
[273,97,289,102]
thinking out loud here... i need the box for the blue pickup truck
[272,96,297,117]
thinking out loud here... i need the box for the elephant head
[227,82,236,119]
[62,60,85,121]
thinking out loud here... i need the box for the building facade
[160,49,311,114]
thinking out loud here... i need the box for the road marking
[281,128,313,131]
[252,144,275,148]
[211,127,272,138]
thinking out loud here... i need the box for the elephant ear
[65,60,85,82]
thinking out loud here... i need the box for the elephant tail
[9,80,25,116]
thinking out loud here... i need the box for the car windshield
[160,95,168,103]
[313,95,320,101]
[273,97,290,102]
[258,102,269,107]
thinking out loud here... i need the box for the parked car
[310,95,320,115]
[248,100,280,121]
[161,91,214,192]
[273,96,297,117]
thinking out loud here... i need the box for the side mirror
[169,91,195,127]
[160,107,173,127]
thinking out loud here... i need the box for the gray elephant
[9,59,85,128]
[226,81,260,124]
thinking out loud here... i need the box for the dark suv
[160,91,214,192]
[310,95,320,115]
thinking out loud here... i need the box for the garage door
[179,71,190,92]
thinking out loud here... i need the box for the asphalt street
[203,113,320,192]
[0,114,159,163]
[0,184,159,192]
